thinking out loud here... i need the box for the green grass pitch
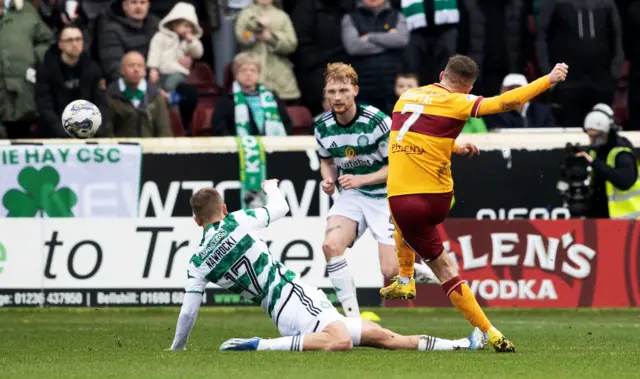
[2,308,639,379]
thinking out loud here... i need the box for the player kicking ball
[168,179,485,352]
[314,63,437,320]
[381,55,570,353]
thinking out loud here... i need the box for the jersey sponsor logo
[340,158,372,169]
[357,135,369,147]
[204,236,238,269]
[200,230,228,258]
[345,147,356,159]
[391,143,425,155]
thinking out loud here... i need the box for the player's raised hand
[338,175,363,190]
[548,63,569,85]
[261,179,279,193]
[321,178,335,195]
[455,142,480,157]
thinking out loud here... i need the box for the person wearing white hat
[481,73,555,130]
[574,104,640,218]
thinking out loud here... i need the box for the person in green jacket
[0,0,54,139]
[105,51,173,137]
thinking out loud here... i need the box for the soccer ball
[61,100,102,139]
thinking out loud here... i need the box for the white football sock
[414,262,438,284]
[418,335,471,351]
[397,276,411,285]
[257,335,304,351]
[327,256,360,318]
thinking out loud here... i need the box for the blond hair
[324,62,358,86]
[443,55,479,86]
[233,52,262,75]
[190,188,223,222]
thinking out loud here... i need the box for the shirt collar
[200,222,220,244]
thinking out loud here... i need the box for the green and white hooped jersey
[314,104,391,198]
[186,209,296,318]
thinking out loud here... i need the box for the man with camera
[575,104,640,219]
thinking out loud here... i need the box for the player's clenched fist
[548,63,569,85]
[261,179,279,193]
[321,179,336,195]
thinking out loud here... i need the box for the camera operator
[575,104,640,219]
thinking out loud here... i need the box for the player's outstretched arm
[241,180,290,231]
[475,63,568,117]
[168,292,203,350]
[261,179,290,223]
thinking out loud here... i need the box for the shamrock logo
[2,166,77,217]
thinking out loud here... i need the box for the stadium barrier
[1,132,640,308]
[0,218,638,308]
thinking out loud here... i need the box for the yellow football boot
[379,278,416,300]
[486,327,516,353]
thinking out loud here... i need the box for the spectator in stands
[394,72,418,98]
[35,24,108,138]
[205,0,253,87]
[38,1,93,50]
[147,2,202,133]
[482,74,555,129]
[96,0,159,83]
[82,0,112,20]
[342,0,409,115]
[628,1,640,130]
[400,0,460,85]
[291,0,355,115]
[536,0,624,127]
[148,2,203,93]
[464,0,525,97]
[211,52,292,136]
[385,72,419,116]
[105,51,172,137]
[235,0,300,101]
[0,0,54,139]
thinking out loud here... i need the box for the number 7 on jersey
[396,103,426,142]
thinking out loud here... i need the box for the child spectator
[395,73,419,97]
[389,73,419,114]
[147,2,204,93]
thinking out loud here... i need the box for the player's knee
[380,264,398,280]
[322,241,344,258]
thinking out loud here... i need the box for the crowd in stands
[0,0,639,139]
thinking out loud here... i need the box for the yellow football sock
[394,230,415,278]
[443,276,492,333]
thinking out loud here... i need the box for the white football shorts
[328,189,395,246]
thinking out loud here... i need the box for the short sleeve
[315,128,331,158]
[452,94,485,119]
[376,116,391,160]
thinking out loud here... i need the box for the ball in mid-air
[61,100,102,139]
